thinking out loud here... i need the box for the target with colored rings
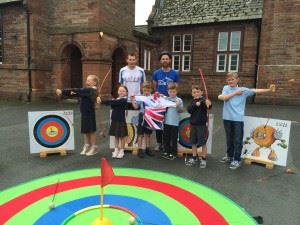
[0,168,257,225]
[28,111,74,153]
[34,115,70,148]
[179,117,192,148]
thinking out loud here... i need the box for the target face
[28,111,74,153]
[179,117,192,148]
[0,168,257,225]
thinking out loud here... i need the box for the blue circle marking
[34,195,171,225]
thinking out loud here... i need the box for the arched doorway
[111,48,126,97]
[61,44,83,88]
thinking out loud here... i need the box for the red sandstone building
[0,0,299,104]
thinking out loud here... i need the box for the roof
[133,25,160,43]
[149,0,263,27]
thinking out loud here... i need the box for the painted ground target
[28,111,74,153]
[0,168,257,225]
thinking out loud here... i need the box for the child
[161,83,184,160]
[218,72,276,169]
[56,74,99,156]
[98,85,128,159]
[131,82,154,158]
[185,85,212,168]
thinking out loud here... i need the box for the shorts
[137,113,152,135]
[190,125,208,147]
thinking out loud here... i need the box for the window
[216,31,241,72]
[143,49,151,71]
[172,34,192,72]
[172,55,180,71]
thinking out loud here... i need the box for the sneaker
[219,156,233,163]
[200,159,207,168]
[168,154,176,160]
[229,160,241,170]
[116,150,124,159]
[112,149,119,158]
[86,146,99,156]
[137,149,145,158]
[145,148,154,156]
[154,144,162,151]
[185,158,199,166]
[80,144,90,155]
[161,152,169,159]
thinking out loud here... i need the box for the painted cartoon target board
[0,168,258,225]
[178,113,214,154]
[109,110,139,153]
[242,116,291,166]
[28,111,74,154]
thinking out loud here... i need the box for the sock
[201,157,206,161]
[192,155,197,160]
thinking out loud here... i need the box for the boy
[162,83,183,160]
[218,72,276,169]
[131,82,154,158]
[186,85,212,168]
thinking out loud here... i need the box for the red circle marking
[40,121,64,142]
[0,176,228,225]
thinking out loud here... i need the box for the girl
[56,74,99,156]
[98,85,128,158]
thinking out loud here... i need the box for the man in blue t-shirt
[152,51,180,151]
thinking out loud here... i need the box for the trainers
[185,158,199,166]
[80,144,90,155]
[200,159,207,168]
[219,156,233,163]
[161,152,169,159]
[229,160,241,170]
[137,149,145,158]
[86,146,99,156]
[145,148,154,156]
[168,154,176,160]
[116,150,124,159]
[112,149,119,158]
[154,143,162,151]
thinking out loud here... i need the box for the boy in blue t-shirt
[218,72,276,169]
[161,83,183,160]
[152,51,180,151]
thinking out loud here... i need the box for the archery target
[28,111,74,153]
[0,168,257,225]
[178,113,213,154]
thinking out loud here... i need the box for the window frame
[172,55,181,71]
[172,35,181,52]
[182,54,191,72]
[183,34,192,52]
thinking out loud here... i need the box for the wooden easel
[40,147,67,158]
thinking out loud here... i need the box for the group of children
[56,71,275,170]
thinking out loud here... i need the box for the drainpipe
[254,20,262,103]
[24,5,32,102]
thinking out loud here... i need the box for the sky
[135,0,156,25]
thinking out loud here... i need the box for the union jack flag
[144,106,167,130]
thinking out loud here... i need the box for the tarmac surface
[0,99,299,225]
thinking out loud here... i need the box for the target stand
[28,111,75,156]
[39,147,67,158]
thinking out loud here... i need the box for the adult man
[152,51,180,151]
[119,53,146,106]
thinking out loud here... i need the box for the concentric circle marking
[33,115,70,148]
[0,168,257,225]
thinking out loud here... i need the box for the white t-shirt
[119,66,146,99]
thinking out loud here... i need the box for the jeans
[223,120,244,161]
